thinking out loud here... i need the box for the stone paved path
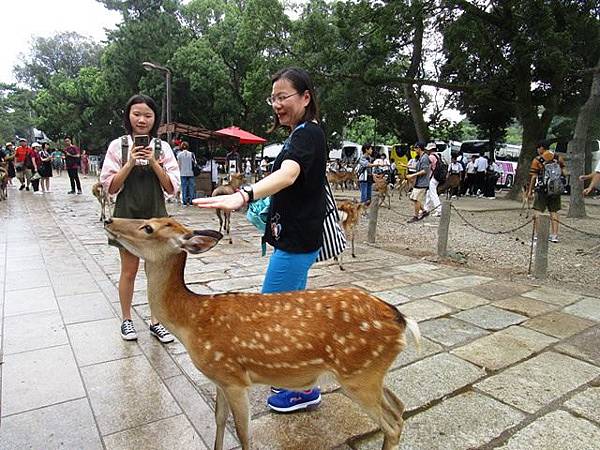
[1,176,599,450]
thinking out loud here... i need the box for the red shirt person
[63,137,82,194]
[14,138,35,190]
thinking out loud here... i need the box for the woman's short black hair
[268,68,319,133]
[123,94,160,137]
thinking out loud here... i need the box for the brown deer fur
[91,181,110,222]
[373,173,391,208]
[212,173,244,243]
[104,217,421,450]
[327,171,358,191]
[337,199,365,270]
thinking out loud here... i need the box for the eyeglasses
[266,92,300,106]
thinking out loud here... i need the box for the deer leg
[221,385,251,450]
[216,209,224,233]
[351,230,356,258]
[338,251,345,271]
[225,212,232,244]
[214,386,230,450]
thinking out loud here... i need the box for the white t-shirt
[466,161,476,174]
[475,156,488,172]
[449,162,463,174]
[595,158,600,173]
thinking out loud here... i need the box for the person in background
[474,151,488,197]
[100,94,180,343]
[38,142,53,193]
[447,154,463,198]
[357,143,374,204]
[63,137,82,194]
[51,147,64,176]
[406,142,430,222]
[194,67,327,413]
[463,155,477,196]
[422,142,441,217]
[29,142,42,194]
[81,150,90,177]
[580,158,600,196]
[15,138,33,191]
[177,141,195,207]
[4,143,16,185]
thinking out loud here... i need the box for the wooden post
[534,214,550,279]
[367,192,380,243]
[437,200,451,257]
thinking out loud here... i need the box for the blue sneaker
[267,389,321,413]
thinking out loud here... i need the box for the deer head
[104,217,222,262]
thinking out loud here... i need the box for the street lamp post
[142,61,172,142]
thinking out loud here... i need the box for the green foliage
[344,115,395,146]
[0,84,35,144]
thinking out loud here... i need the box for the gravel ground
[335,188,600,298]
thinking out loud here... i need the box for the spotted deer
[337,199,366,270]
[91,181,110,222]
[373,173,391,208]
[104,216,421,450]
[212,172,244,243]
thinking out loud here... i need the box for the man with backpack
[528,140,564,243]
[422,142,446,217]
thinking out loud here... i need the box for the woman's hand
[193,192,245,211]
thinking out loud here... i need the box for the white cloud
[1,0,121,84]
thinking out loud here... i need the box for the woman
[194,68,327,413]
[38,142,53,192]
[100,94,180,343]
[30,143,43,194]
[81,150,90,177]
[51,148,64,176]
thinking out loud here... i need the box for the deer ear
[180,230,222,254]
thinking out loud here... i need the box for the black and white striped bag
[316,180,346,262]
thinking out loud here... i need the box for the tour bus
[459,140,517,188]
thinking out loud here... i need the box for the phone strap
[121,136,129,166]
[154,138,161,160]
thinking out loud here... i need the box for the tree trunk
[507,115,545,200]
[567,56,600,218]
[404,1,429,143]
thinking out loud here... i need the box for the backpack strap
[121,136,129,165]
[153,138,162,160]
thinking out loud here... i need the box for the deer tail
[404,317,421,353]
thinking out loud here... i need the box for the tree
[442,1,600,198]
[567,56,600,218]
[14,32,101,89]
[0,84,35,143]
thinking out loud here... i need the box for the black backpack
[433,154,448,182]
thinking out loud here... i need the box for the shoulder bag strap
[154,138,162,160]
[121,136,129,166]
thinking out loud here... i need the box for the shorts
[533,191,561,213]
[410,187,427,204]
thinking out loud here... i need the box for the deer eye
[143,225,153,234]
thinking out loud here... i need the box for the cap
[31,142,41,148]
[425,142,437,151]
[19,137,27,142]
[5,142,13,146]
[414,142,426,150]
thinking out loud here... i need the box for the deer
[0,164,8,201]
[337,199,366,271]
[212,172,244,244]
[91,181,111,222]
[103,216,421,450]
[373,173,391,209]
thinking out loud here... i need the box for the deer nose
[104,218,113,225]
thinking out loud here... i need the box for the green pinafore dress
[108,137,168,248]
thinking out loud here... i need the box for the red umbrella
[215,126,266,144]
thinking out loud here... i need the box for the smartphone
[133,135,149,148]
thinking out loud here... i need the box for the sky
[1,0,121,84]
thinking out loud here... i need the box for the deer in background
[91,181,110,222]
[373,173,391,208]
[104,216,420,450]
[212,172,244,244]
[337,199,366,271]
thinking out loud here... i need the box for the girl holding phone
[100,94,180,343]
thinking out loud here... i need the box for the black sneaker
[407,216,420,223]
[67,191,75,194]
[149,323,174,343]
[76,190,82,195]
[19,184,25,191]
[25,187,29,191]
[121,319,138,341]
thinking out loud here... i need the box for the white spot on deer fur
[360,337,367,345]
[204,342,212,350]
[295,307,303,316]
[352,295,360,301]
[340,300,347,309]
[325,345,333,354]
[326,308,335,319]
[336,336,346,345]
[191,313,196,319]
[263,333,271,342]
[359,322,370,331]
[315,303,322,311]
[297,297,305,304]
[232,336,239,343]
[309,358,324,365]
[284,303,292,311]
[214,352,224,361]
[373,320,383,329]
[342,312,351,322]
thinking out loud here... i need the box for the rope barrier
[450,204,534,235]
[555,219,600,239]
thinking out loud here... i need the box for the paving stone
[452,305,527,330]
[554,325,600,365]
[497,410,600,450]
[476,351,600,414]
[207,275,265,292]
[2,345,86,416]
[0,398,102,450]
[68,318,143,366]
[249,392,377,450]
[390,337,443,370]
[396,263,440,272]
[354,391,525,450]
[463,280,533,301]
[493,296,559,317]
[397,299,454,322]
[563,297,600,322]
[4,286,58,316]
[433,275,493,289]
[420,317,489,347]
[135,330,183,379]
[386,353,485,411]
[5,269,51,291]
[395,271,443,285]
[103,414,206,450]
[164,376,239,450]
[308,272,358,288]
[398,283,451,299]
[52,274,101,297]
[523,311,595,339]
[565,387,600,424]
[451,326,557,370]
[372,290,412,305]
[522,287,587,306]
[352,278,406,292]
[3,310,68,354]
[57,291,116,324]
[81,355,181,435]
[430,291,490,310]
